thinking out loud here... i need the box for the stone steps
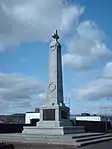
[24,134,112,146]
[76,134,112,142]
[78,136,112,147]
[0,133,112,147]
[72,132,105,139]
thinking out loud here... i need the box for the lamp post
[69,98,71,110]
[105,98,108,132]
[100,98,108,132]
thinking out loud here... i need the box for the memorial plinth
[22,30,84,135]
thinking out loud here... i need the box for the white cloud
[63,21,111,69]
[70,62,112,100]
[0,73,45,114]
[0,0,84,51]
[103,62,112,78]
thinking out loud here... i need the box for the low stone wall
[0,124,32,133]
[76,120,112,132]
[0,121,111,134]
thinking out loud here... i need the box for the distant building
[75,115,110,122]
[25,111,40,124]
[25,109,112,124]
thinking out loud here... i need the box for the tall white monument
[23,30,84,135]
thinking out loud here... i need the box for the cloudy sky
[0,0,112,115]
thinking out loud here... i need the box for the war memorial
[22,30,84,135]
[0,31,111,148]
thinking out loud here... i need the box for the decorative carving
[51,45,56,51]
[49,82,56,91]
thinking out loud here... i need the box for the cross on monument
[52,30,59,42]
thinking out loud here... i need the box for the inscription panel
[43,109,55,121]
[61,111,68,119]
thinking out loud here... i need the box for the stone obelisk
[23,30,84,135]
[46,30,64,107]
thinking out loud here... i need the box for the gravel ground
[1,142,78,149]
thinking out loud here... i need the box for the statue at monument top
[52,30,59,42]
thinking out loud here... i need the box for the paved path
[0,133,112,148]
[1,140,112,149]
[4,141,112,149]
[4,142,79,149]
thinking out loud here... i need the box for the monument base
[23,105,85,135]
[22,126,85,135]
